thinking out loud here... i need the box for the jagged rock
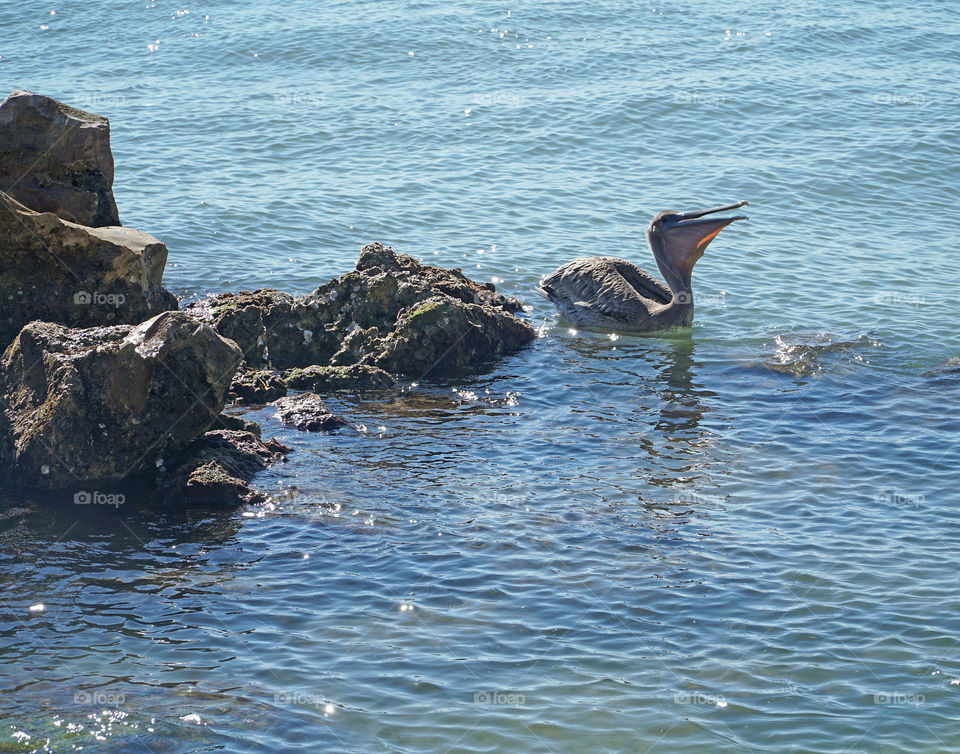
[184,289,335,369]
[282,364,397,392]
[0,190,178,349]
[229,368,287,404]
[371,296,536,377]
[158,430,288,505]
[212,413,262,436]
[272,393,348,432]
[0,311,242,488]
[0,90,120,227]
[351,241,525,313]
[186,243,534,375]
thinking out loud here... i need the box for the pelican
[538,201,748,332]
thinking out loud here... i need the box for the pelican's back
[538,256,672,327]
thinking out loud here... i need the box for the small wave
[763,333,883,377]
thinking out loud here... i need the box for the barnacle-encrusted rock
[272,393,348,432]
[187,243,535,377]
[0,311,242,488]
[372,296,536,377]
[0,90,121,226]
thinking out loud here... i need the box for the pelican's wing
[540,256,668,324]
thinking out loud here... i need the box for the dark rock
[159,429,289,505]
[282,364,397,392]
[187,243,535,376]
[0,90,120,227]
[184,289,337,369]
[923,357,960,378]
[0,311,242,488]
[272,393,348,432]
[229,368,287,404]
[212,413,262,436]
[0,190,178,349]
[352,242,526,313]
[372,296,536,377]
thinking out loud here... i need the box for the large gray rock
[0,190,177,349]
[186,243,535,377]
[0,311,242,488]
[0,90,120,227]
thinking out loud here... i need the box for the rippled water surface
[3,1,960,751]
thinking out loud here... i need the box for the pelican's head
[647,200,748,299]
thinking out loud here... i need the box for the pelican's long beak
[675,200,749,225]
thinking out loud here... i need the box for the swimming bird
[538,201,748,332]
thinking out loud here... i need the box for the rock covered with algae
[185,243,536,377]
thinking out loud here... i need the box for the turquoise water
[3,1,960,751]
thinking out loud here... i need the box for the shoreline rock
[0,311,241,488]
[0,190,178,349]
[158,430,289,505]
[0,91,539,506]
[0,90,121,227]
[229,368,288,404]
[187,243,536,377]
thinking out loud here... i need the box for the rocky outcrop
[272,393,348,432]
[282,364,396,392]
[373,296,536,377]
[186,243,536,377]
[229,368,288,404]
[0,311,242,488]
[0,90,120,227]
[158,430,288,505]
[0,190,178,349]
[184,289,330,369]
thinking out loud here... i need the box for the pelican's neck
[647,233,694,326]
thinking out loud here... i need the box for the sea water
[1,1,959,750]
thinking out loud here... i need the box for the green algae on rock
[229,368,288,404]
[373,296,536,378]
[282,364,397,392]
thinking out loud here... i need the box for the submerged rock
[923,357,960,378]
[159,430,288,505]
[272,393,348,432]
[0,311,242,488]
[0,190,178,349]
[282,364,396,392]
[187,243,535,376]
[229,368,288,404]
[0,90,120,227]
